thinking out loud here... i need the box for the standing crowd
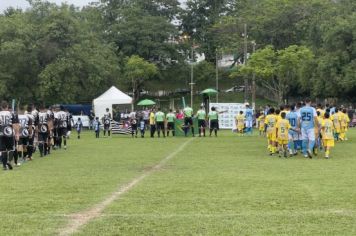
[252,99,352,159]
[94,106,227,139]
[0,101,75,171]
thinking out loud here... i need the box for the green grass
[1,130,356,235]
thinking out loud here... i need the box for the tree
[100,0,182,66]
[123,55,158,103]
[236,45,314,103]
[0,1,120,104]
[181,0,237,63]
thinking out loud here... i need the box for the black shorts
[184,117,193,126]
[198,120,206,128]
[53,127,59,137]
[167,122,175,130]
[38,132,49,142]
[0,136,14,151]
[58,128,67,137]
[18,137,29,146]
[131,123,137,130]
[156,122,165,130]
[210,120,219,129]
[104,124,110,131]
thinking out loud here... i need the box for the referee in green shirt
[183,106,194,137]
[196,106,207,137]
[155,108,165,138]
[166,109,175,137]
[208,107,219,137]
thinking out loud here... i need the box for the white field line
[58,138,194,236]
[4,209,355,218]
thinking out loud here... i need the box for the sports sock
[39,143,44,156]
[309,140,315,152]
[302,140,308,155]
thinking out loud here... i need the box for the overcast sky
[0,0,186,12]
[0,0,97,12]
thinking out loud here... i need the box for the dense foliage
[0,0,355,104]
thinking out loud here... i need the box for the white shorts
[288,132,299,141]
[245,120,253,128]
[301,128,315,141]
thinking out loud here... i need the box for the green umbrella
[137,99,156,106]
[201,88,218,95]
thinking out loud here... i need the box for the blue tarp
[61,104,92,116]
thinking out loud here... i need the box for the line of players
[255,99,351,158]
[110,106,226,138]
[0,101,71,170]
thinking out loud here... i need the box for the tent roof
[94,86,132,103]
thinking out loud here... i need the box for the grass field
[1,129,356,235]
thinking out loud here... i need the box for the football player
[102,108,111,137]
[235,111,245,136]
[298,98,319,158]
[55,106,69,149]
[0,101,19,170]
[47,106,55,154]
[245,103,254,135]
[38,105,50,157]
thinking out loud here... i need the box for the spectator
[75,118,83,139]
[89,110,95,130]
[176,109,184,120]
[93,117,100,138]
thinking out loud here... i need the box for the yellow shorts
[237,126,244,132]
[267,133,276,142]
[323,139,334,147]
[335,128,340,134]
[278,139,288,145]
[259,126,264,131]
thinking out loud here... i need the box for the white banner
[210,103,247,129]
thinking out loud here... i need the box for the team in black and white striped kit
[0,101,72,171]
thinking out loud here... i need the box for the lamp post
[243,23,248,103]
[251,40,256,109]
[216,49,219,103]
[183,34,195,108]
[190,42,195,108]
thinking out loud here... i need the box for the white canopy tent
[93,86,132,119]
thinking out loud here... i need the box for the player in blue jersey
[286,104,300,156]
[298,98,319,158]
[245,103,254,135]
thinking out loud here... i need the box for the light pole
[243,23,248,103]
[189,40,195,108]
[131,77,135,111]
[251,41,256,109]
[183,34,195,108]
[216,49,219,103]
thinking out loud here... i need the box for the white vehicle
[225,86,245,93]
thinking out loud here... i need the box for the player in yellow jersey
[316,104,325,119]
[275,112,291,157]
[314,111,324,154]
[339,108,350,141]
[257,111,265,136]
[330,108,341,141]
[265,108,278,155]
[235,111,245,136]
[321,113,335,159]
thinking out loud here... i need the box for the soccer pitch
[1,130,356,235]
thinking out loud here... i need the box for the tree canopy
[0,0,355,104]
